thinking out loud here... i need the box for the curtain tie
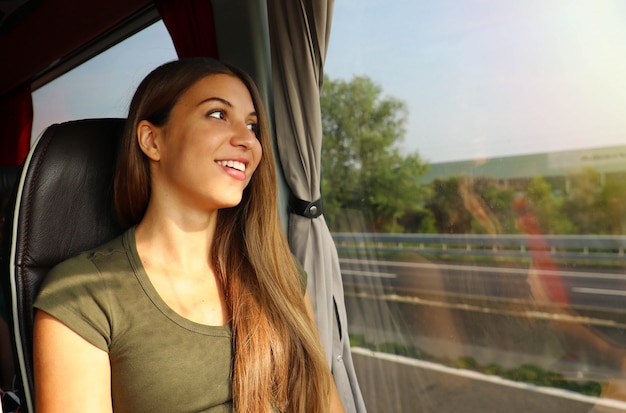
[289,195,323,219]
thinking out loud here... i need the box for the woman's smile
[216,159,249,181]
[146,73,262,211]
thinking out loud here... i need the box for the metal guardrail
[332,233,626,262]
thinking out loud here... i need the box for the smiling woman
[7,1,626,412]
[32,57,345,413]
[134,74,262,213]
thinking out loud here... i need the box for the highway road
[339,256,626,412]
[350,347,626,413]
[340,257,626,310]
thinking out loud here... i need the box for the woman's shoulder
[34,232,132,352]
[47,232,128,277]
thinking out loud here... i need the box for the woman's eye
[207,110,225,119]
[247,122,258,134]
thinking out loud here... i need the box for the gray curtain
[267,1,366,412]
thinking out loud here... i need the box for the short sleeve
[34,253,112,351]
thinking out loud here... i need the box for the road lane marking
[344,290,626,328]
[340,269,397,279]
[339,258,626,280]
[351,347,626,411]
[572,287,626,297]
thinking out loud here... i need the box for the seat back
[1,118,125,412]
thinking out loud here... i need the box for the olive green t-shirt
[34,227,305,413]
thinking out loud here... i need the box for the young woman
[33,58,345,413]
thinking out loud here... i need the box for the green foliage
[397,206,437,233]
[471,178,517,234]
[420,171,626,236]
[350,334,602,397]
[319,77,624,236]
[425,177,471,233]
[424,177,517,234]
[450,356,478,369]
[501,364,601,397]
[524,176,577,234]
[320,75,429,232]
[599,178,626,234]
[561,168,603,234]
[483,363,504,376]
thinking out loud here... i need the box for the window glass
[31,20,177,141]
[323,2,626,411]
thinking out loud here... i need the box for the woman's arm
[304,292,346,413]
[33,310,112,413]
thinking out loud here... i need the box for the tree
[562,168,604,234]
[320,75,429,232]
[522,176,576,234]
[598,175,626,234]
[424,176,516,234]
[425,177,472,234]
[470,177,517,234]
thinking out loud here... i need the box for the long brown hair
[114,58,330,412]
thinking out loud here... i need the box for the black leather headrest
[3,118,126,412]
[14,118,125,268]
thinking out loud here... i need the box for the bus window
[31,20,176,142]
[322,2,626,412]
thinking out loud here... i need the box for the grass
[349,333,602,397]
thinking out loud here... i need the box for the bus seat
[1,118,125,412]
[1,165,21,412]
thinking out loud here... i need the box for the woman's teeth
[217,160,245,172]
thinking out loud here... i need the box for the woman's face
[145,73,263,213]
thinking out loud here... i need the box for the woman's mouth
[216,159,247,181]
[216,160,246,172]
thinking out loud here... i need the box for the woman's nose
[230,121,258,149]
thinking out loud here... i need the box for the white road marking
[341,269,397,279]
[572,287,626,297]
[352,347,626,411]
[339,258,626,280]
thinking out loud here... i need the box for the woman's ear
[137,120,161,161]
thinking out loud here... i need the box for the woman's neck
[134,204,219,275]
[133,206,229,326]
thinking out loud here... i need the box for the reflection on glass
[323,1,626,412]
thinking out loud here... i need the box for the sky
[32,0,626,164]
[325,0,626,163]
